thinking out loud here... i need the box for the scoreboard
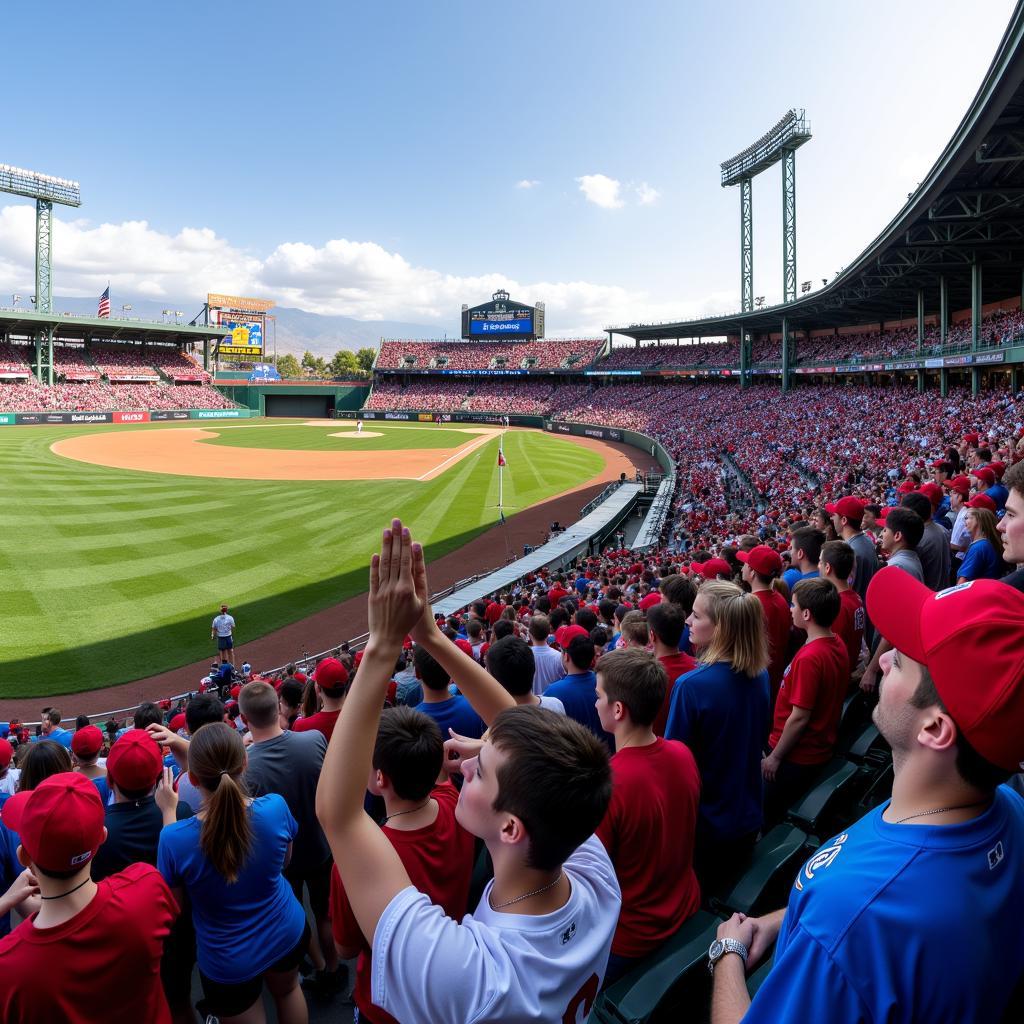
[207,293,275,361]
[461,289,544,340]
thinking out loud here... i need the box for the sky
[0,0,1018,336]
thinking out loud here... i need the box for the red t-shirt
[0,863,177,1023]
[754,588,793,695]
[331,782,474,1024]
[769,635,850,765]
[653,651,697,737]
[547,586,570,606]
[833,589,865,678]
[596,738,701,957]
[292,708,341,741]
[484,603,504,625]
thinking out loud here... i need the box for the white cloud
[635,182,661,205]
[0,203,734,335]
[515,179,541,189]
[576,173,624,210]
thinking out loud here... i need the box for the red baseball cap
[1,772,105,873]
[638,592,662,611]
[169,713,187,733]
[971,467,996,487]
[555,624,589,648]
[313,658,349,694]
[71,725,104,759]
[106,730,163,793]
[897,479,917,494]
[874,506,893,521]
[824,496,866,522]
[963,432,980,446]
[866,572,1024,771]
[944,475,971,496]
[916,482,943,508]
[293,671,307,684]
[966,493,997,512]
[0,738,12,769]
[989,461,1006,479]
[454,639,473,657]
[737,545,783,576]
[689,558,732,580]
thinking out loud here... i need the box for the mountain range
[53,296,455,358]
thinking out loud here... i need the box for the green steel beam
[741,178,753,313]
[782,149,797,303]
[35,199,53,314]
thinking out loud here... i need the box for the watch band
[708,937,749,974]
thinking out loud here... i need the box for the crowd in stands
[3,453,1022,1020]
[0,378,237,412]
[375,338,604,371]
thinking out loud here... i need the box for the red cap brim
[865,568,929,664]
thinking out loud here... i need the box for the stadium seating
[376,337,605,370]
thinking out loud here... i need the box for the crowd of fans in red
[375,338,605,370]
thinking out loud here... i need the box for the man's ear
[16,844,30,869]
[917,707,958,756]
[497,813,529,851]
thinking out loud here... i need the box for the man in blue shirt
[544,636,613,751]
[412,644,485,740]
[32,708,72,749]
[781,527,824,596]
[710,573,1024,1024]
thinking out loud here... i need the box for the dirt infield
[5,434,659,719]
[51,424,504,482]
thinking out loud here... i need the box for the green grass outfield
[0,420,603,697]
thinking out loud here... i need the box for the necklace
[489,873,564,911]
[893,800,990,825]
[380,800,430,826]
[40,877,91,900]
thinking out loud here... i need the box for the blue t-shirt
[664,661,770,840]
[157,792,305,984]
[959,538,1002,581]
[543,671,614,752]
[781,568,819,598]
[0,797,19,937]
[574,575,590,596]
[743,787,1024,1024]
[32,728,72,749]
[91,775,111,807]
[414,696,485,740]
[986,483,1009,511]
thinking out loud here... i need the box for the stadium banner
[0,370,31,379]
[973,351,1006,365]
[417,413,434,422]
[189,409,250,419]
[61,372,101,382]
[107,373,160,382]
[150,410,191,421]
[585,369,642,377]
[15,411,113,425]
[0,413,14,425]
[941,354,972,367]
[113,411,151,424]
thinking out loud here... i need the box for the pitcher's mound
[329,430,383,438]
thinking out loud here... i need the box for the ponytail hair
[188,722,253,883]
[696,580,770,679]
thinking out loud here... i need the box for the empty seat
[716,824,818,918]
[786,759,861,837]
[589,910,721,1024]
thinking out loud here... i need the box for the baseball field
[0,418,610,698]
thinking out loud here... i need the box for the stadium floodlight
[0,163,81,316]
[720,110,812,310]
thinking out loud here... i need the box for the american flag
[497,447,506,467]
[97,286,110,318]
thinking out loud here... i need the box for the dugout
[215,380,370,416]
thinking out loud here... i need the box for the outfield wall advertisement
[0,409,257,425]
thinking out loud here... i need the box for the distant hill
[53,296,455,358]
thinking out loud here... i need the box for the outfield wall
[358,408,675,476]
[0,408,259,426]
[216,382,371,414]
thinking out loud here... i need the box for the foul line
[416,432,497,481]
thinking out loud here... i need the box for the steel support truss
[35,199,53,314]
[782,149,797,303]
[740,178,753,312]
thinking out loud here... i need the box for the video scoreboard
[461,289,544,340]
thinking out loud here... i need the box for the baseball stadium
[2,3,1024,1023]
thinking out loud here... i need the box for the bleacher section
[376,337,604,370]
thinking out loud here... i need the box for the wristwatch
[707,937,748,974]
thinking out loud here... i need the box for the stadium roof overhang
[0,308,229,344]
[608,1,1024,341]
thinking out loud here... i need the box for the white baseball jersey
[372,835,620,1023]
[212,614,235,637]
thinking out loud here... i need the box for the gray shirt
[847,530,879,603]
[917,521,952,591]
[245,729,330,870]
[530,643,565,695]
[886,549,925,584]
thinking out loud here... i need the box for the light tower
[0,164,82,383]
[720,110,812,310]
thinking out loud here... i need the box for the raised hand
[368,518,426,650]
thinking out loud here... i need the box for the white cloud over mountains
[0,203,721,336]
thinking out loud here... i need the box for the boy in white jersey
[317,518,620,1023]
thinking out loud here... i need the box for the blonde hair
[696,580,770,679]
[966,506,1003,556]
